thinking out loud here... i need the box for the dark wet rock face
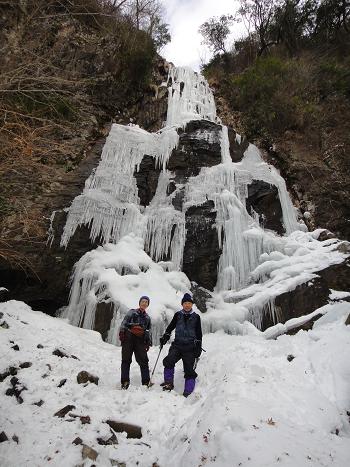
[134,155,161,207]
[318,256,350,293]
[94,302,114,341]
[191,283,212,313]
[261,276,329,331]
[227,127,249,162]
[260,257,350,330]
[0,135,107,314]
[167,120,222,177]
[246,180,284,235]
[183,201,221,291]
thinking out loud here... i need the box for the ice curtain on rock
[59,65,348,342]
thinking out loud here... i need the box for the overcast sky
[161,0,245,71]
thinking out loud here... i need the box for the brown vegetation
[0,0,161,270]
[201,1,350,240]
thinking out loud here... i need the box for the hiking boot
[121,381,130,390]
[142,381,154,387]
[162,382,174,391]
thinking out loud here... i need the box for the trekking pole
[193,348,206,371]
[149,344,163,386]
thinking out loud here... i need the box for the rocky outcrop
[94,302,114,341]
[227,127,249,162]
[263,127,350,241]
[318,255,350,292]
[0,56,169,314]
[0,134,108,314]
[261,256,350,330]
[167,120,222,177]
[183,201,221,291]
[134,155,161,207]
[190,283,212,313]
[246,180,284,235]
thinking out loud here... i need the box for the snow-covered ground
[1,300,350,467]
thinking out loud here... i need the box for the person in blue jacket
[159,293,202,397]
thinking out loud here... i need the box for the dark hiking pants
[163,343,198,379]
[121,333,150,384]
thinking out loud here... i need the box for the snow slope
[1,300,350,467]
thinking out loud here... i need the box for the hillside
[0,0,169,309]
[201,2,350,241]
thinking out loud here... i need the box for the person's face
[182,301,192,312]
[139,299,149,310]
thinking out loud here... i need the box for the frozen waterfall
[58,65,345,341]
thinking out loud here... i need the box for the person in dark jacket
[159,293,202,397]
[119,296,152,389]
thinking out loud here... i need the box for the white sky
[161,0,245,71]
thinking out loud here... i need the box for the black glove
[194,340,202,358]
[159,333,170,346]
[144,330,152,346]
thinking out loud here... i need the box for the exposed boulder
[68,413,91,425]
[0,432,8,443]
[97,431,118,446]
[54,405,76,418]
[183,201,221,291]
[72,437,83,446]
[5,376,27,404]
[57,379,67,388]
[77,371,99,385]
[106,420,142,439]
[53,348,79,359]
[246,180,284,235]
[81,444,98,461]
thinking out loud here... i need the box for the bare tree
[235,0,282,55]
[199,15,234,54]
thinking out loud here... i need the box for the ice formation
[59,65,348,340]
[166,66,218,126]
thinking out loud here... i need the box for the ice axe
[149,344,163,386]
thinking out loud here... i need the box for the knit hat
[139,295,150,304]
[181,293,193,304]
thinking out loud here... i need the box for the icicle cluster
[60,124,179,247]
[60,65,329,339]
[166,66,218,127]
